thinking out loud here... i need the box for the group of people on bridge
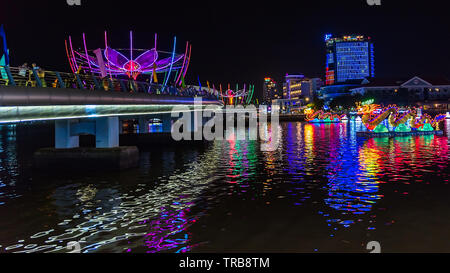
[0,64,218,100]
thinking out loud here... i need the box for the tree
[311,97,324,110]
[329,94,358,110]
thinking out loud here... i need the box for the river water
[0,120,449,253]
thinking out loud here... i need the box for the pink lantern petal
[104,47,130,69]
[135,49,158,69]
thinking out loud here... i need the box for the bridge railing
[0,65,217,99]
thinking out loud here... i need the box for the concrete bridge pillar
[55,120,79,149]
[190,111,202,133]
[138,117,149,133]
[160,114,173,133]
[55,117,119,149]
[119,120,124,134]
[95,117,119,148]
[41,117,137,171]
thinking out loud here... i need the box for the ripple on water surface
[0,121,449,253]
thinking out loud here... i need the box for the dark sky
[1,0,449,97]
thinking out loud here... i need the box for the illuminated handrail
[0,65,217,99]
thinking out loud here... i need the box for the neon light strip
[179,44,191,86]
[163,36,177,90]
[235,84,239,106]
[246,85,254,105]
[150,33,158,84]
[246,85,251,104]
[65,39,75,73]
[245,85,250,104]
[82,33,92,71]
[69,36,79,71]
[176,41,189,84]
[74,50,100,69]
[173,70,179,85]
[130,30,133,61]
[220,84,224,104]
[0,107,219,124]
[105,31,112,79]
[129,30,134,77]
[243,84,246,105]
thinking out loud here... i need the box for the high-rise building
[263,77,278,103]
[282,74,322,101]
[325,34,375,85]
[276,74,323,113]
[282,74,305,99]
[303,78,324,99]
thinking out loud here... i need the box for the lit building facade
[277,74,323,113]
[283,75,322,101]
[325,34,375,85]
[263,77,278,103]
[300,78,323,100]
[350,76,450,110]
[283,74,304,100]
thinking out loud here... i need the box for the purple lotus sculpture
[65,31,191,84]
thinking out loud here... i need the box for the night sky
[1,0,449,97]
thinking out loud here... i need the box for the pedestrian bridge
[0,65,222,123]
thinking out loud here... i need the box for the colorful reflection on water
[0,119,449,253]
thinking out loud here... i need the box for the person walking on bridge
[17,63,29,86]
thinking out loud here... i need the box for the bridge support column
[160,114,173,133]
[95,117,119,148]
[190,111,202,133]
[119,119,124,134]
[55,120,79,149]
[38,117,137,172]
[138,117,149,134]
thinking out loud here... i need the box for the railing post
[32,68,43,87]
[4,66,16,86]
[130,80,137,92]
[147,83,153,94]
[138,82,146,93]
[55,72,65,88]
[75,74,85,90]
[119,79,127,92]
[107,78,114,90]
[92,76,103,90]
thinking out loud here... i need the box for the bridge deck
[0,66,222,123]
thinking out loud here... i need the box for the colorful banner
[93,48,107,78]
[0,25,9,66]
[152,63,158,83]
[0,53,8,79]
